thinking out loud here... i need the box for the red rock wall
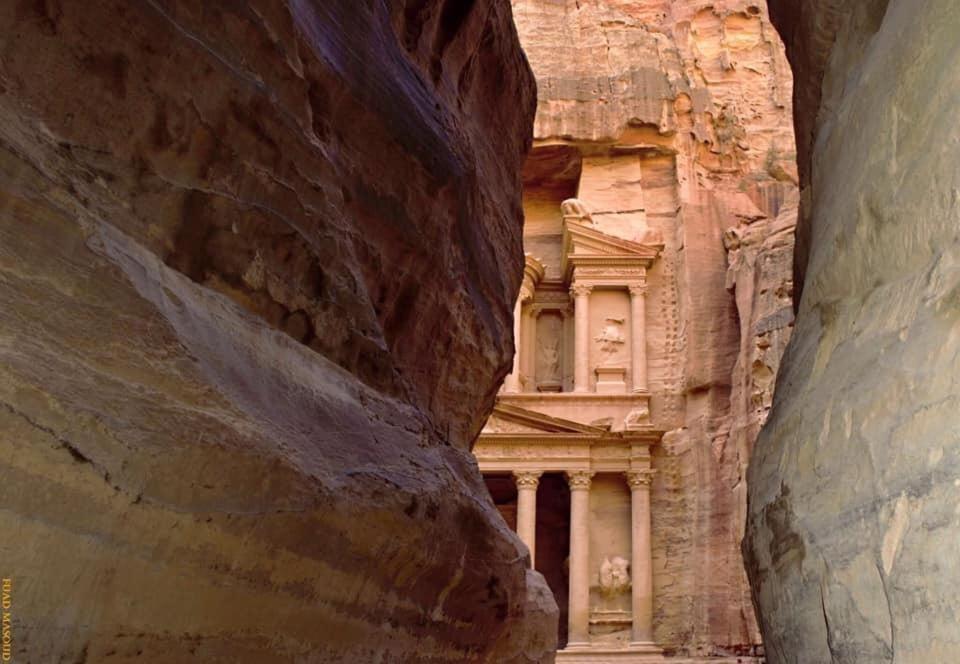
[0,1,556,661]
[512,0,798,656]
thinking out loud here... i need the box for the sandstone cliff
[0,1,555,661]
[512,0,797,656]
[746,1,960,662]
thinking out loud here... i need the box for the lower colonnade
[476,403,666,662]
[510,468,660,656]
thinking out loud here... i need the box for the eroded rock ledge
[746,1,960,662]
[0,1,555,661]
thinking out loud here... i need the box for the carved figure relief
[538,337,561,382]
[599,556,631,598]
[561,198,594,225]
[594,318,626,365]
[536,312,564,391]
[624,404,651,429]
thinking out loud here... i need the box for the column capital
[566,470,595,490]
[628,282,648,297]
[570,283,594,298]
[625,469,656,489]
[513,470,543,488]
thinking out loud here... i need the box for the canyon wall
[745,1,960,662]
[0,1,556,662]
[512,0,797,656]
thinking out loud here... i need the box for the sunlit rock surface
[511,0,797,656]
[746,1,960,662]
[0,1,557,661]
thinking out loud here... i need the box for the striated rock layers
[512,0,797,656]
[745,2,960,663]
[0,1,556,662]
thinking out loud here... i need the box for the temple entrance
[485,473,519,531]
[535,473,571,648]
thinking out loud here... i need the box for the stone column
[521,306,538,392]
[504,286,532,393]
[629,283,648,393]
[626,469,656,646]
[571,283,593,393]
[566,470,594,647]
[513,471,541,567]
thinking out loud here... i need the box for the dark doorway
[485,474,517,531]
[483,472,571,648]
[536,472,570,648]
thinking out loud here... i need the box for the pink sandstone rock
[510,0,797,656]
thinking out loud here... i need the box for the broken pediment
[561,218,663,282]
[481,403,610,436]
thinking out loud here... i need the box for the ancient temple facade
[477,205,669,660]
[476,0,799,660]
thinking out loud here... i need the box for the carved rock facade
[0,2,557,662]
[476,1,798,660]
[745,2,960,662]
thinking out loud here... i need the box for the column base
[556,644,667,663]
[628,641,664,653]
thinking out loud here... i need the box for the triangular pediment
[561,220,662,280]
[481,402,608,435]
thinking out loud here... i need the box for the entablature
[475,431,660,474]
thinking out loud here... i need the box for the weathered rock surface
[745,1,960,662]
[512,0,797,656]
[0,1,556,661]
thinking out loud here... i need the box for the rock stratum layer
[0,1,556,662]
[512,0,797,656]
[746,1,960,662]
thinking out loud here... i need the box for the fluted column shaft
[629,284,648,393]
[566,470,594,646]
[571,284,592,393]
[513,471,541,567]
[626,470,656,645]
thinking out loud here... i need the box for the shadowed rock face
[746,1,960,662]
[0,1,557,662]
